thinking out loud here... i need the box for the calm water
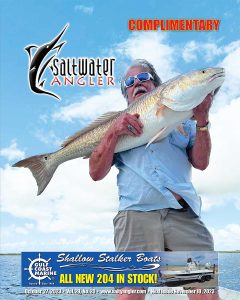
[0,253,239,299]
[218,253,240,292]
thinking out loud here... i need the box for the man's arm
[89,113,143,181]
[188,93,213,170]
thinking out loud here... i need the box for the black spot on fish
[44,156,48,160]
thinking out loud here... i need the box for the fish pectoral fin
[146,127,167,148]
[61,111,121,148]
[156,103,166,118]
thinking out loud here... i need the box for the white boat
[159,269,215,284]
[161,270,214,276]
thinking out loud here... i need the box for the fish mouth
[208,70,225,83]
[208,70,225,95]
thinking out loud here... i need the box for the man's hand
[89,113,143,181]
[114,113,144,137]
[193,93,213,126]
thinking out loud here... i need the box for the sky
[0,0,240,253]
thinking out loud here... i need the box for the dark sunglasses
[124,72,154,88]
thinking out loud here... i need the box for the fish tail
[12,153,58,195]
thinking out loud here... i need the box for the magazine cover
[0,0,240,299]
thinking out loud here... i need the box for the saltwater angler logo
[23,253,57,286]
[25,23,116,100]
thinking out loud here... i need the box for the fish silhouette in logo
[25,23,69,100]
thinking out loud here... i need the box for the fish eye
[202,70,206,74]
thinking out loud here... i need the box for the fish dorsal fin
[61,111,121,148]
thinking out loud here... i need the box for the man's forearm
[89,128,118,181]
[188,125,211,170]
[190,93,213,170]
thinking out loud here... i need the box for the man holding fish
[89,59,220,300]
[13,58,223,299]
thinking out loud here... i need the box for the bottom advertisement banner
[21,251,218,289]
